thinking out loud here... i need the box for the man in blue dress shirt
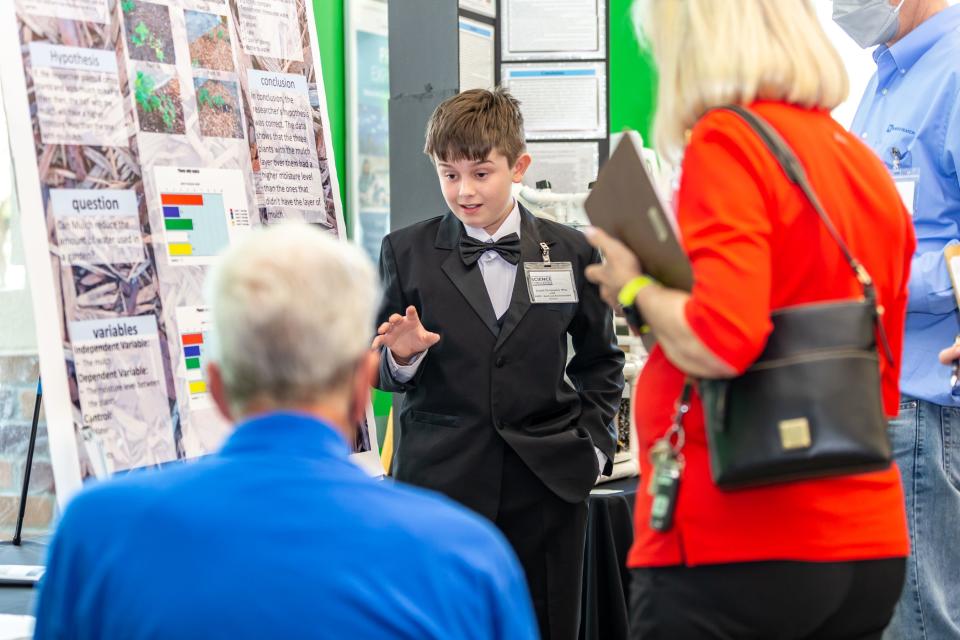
[836,1,960,637]
[33,224,538,640]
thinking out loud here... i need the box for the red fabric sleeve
[678,115,775,374]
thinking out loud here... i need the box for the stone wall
[0,353,55,538]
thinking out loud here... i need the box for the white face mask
[833,0,906,48]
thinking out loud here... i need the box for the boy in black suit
[373,88,624,640]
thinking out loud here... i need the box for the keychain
[647,381,691,532]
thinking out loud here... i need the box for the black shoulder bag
[696,105,895,490]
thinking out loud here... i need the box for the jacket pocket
[409,410,460,428]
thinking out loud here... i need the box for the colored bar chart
[180,330,208,396]
[175,305,216,411]
[160,191,229,258]
[154,166,251,266]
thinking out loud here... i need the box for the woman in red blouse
[585,1,915,637]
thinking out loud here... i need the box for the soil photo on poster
[121,0,177,65]
[135,69,186,134]
[186,10,235,72]
[194,78,244,139]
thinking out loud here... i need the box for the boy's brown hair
[424,87,526,166]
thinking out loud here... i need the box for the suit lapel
[437,213,501,337]
[495,207,550,351]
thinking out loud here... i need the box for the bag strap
[717,105,894,364]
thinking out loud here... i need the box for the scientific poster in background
[0,0,382,506]
[347,0,390,265]
[502,62,607,140]
[459,17,495,92]
[502,0,606,61]
[523,141,599,194]
[459,0,496,18]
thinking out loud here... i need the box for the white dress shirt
[385,201,607,474]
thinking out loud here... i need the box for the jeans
[883,398,960,640]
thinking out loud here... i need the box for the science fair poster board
[459,17,496,92]
[459,0,496,19]
[0,0,380,507]
[501,62,608,140]
[501,0,606,62]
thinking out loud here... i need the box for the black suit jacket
[376,206,625,519]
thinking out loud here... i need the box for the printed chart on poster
[0,0,368,506]
[155,166,251,266]
[174,306,215,411]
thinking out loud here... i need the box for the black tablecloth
[580,476,638,640]
[0,539,46,616]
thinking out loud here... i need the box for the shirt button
[881,89,888,96]
[861,132,868,139]
[901,69,907,75]
[496,419,505,430]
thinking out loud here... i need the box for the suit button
[495,356,506,367]
[496,419,505,430]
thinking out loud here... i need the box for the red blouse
[628,102,915,568]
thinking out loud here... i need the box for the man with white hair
[32,224,537,640]
[835,0,960,637]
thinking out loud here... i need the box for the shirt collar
[874,5,960,78]
[219,411,351,461]
[463,199,521,242]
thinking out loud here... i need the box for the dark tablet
[584,136,693,292]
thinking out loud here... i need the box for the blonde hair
[633,0,849,161]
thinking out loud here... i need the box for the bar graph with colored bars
[181,330,209,398]
[161,192,231,259]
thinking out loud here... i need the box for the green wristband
[617,275,655,307]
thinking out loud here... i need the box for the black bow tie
[459,233,522,266]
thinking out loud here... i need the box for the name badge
[893,172,920,217]
[893,170,919,217]
[524,262,578,303]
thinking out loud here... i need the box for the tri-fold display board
[0,0,380,507]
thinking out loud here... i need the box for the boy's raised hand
[371,305,440,363]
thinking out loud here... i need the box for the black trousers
[630,558,905,640]
[495,444,589,640]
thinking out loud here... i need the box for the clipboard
[584,136,693,291]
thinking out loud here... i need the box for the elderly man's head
[204,224,379,433]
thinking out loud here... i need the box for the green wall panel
[313,0,348,231]
[609,0,657,146]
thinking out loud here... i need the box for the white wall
[814,1,877,128]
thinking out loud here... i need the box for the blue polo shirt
[851,5,960,406]
[33,412,538,639]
